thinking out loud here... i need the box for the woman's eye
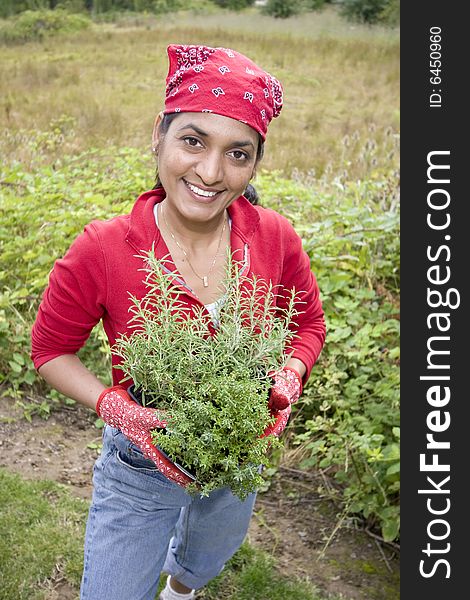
[229,150,249,161]
[183,137,202,147]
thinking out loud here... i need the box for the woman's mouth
[183,179,222,199]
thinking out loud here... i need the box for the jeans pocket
[115,449,185,491]
[116,447,159,472]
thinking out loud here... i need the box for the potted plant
[113,248,302,499]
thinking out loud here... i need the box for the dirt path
[0,396,399,599]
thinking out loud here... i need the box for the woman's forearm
[285,357,306,380]
[38,354,106,412]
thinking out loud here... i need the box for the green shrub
[212,0,255,9]
[90,0,209,14]
[257,172,400,541]
[304,0,328,9]
[55,0,89,12]
[262,0,303,18]
[114,252,300,498]
[339,0,392,24]
[0,9,90,44]
[378,0,399,26]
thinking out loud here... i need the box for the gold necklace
[160,203,227,288]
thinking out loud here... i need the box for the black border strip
[401,3,466,597]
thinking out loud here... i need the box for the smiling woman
[154,112,260,302]
[30,44,326,600]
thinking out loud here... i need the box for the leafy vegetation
[339,0,399,25]
[256,169,400,542]
[114,253,302,497]
[262,0,303,19]
[0,0,400,26]
[0,8,90,43]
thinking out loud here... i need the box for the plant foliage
[262,0,303,19]
[113,250,302,498]
[0,8,90,43]
[339,0,398,25]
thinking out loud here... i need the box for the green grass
[201,543,338,600]
[0,468,343,600]
[0,468,87,600]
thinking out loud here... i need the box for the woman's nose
[194,151,223,186]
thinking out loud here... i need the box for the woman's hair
[153,113,264,206]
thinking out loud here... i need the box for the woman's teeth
[185,181,219,198]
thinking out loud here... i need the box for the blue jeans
[80,425,257,600]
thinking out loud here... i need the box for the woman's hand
[268,366,303,412]
[97,386,194,487]
[97,386,168,456]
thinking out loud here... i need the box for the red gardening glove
[261,404,292,438]
[268,367,303,413]
[96,386,194,487]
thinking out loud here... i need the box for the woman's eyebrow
[178,123,208,136]
[177,124,255,149]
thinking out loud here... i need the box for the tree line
[1,1,399,25]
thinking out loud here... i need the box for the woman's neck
[159,200,228,252]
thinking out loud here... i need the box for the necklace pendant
[202,276,209,288]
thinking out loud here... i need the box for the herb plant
[114,249,301,499]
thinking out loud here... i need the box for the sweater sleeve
[31,222,107,370]
[277,216,326,384]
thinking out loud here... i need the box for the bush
[339,0,394,24]
[213,0,254,9]
[378,0,399,26]
[55,0,89,12]
[0,9,90,44]
[262,0,303,18]
[258,173,400,541]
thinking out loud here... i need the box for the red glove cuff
[283,367,303,394]
[96,385,128,416]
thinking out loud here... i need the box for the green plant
[213,0,254,10]
[0,8,90,44]
[262,0,303,18]
[339,0,394,24]
[55,0,89,12]
[114,250,302,499]
[268,173,400,542]
[378,0,399,26]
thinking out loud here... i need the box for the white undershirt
[153,202,229,325]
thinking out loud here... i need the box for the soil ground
[0,396,399,600]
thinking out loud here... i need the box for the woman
[31,44,326,600]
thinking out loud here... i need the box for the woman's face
[153,112,259,224]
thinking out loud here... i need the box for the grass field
[0,468,346,600]
[0,7,399,178]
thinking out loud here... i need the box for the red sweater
[31,189,325,385]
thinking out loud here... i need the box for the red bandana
[164,44,283,140]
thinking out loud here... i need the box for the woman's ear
[152,111,164,150]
